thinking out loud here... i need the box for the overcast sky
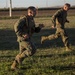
[0,0,75,8]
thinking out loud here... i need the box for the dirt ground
[0,8,75,17]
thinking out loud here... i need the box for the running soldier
[41,3,71,51]
[11,6,44,70]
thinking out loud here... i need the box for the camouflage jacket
[52,9,68,29]
[14,15,41,42]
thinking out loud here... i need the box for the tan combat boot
[11,60,18,70]
[15,54,22,65]
[41,36,48,44]
[66,47,72,51]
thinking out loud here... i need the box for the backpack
[14,16,28,33]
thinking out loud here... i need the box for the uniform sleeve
[16,18,26,36]
[52,10,62,27]
[35,27,41,33]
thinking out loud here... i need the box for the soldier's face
[63,5,70,11]
[32,9,37,17]
[28,9,36,17]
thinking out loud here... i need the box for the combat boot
[66,47,72,51]
[15,54,22,65]
[41,36,48,44]
[11,60,18,70]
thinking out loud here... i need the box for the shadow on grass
[35,28,75,49]
[0,28,75,50]
[0,29,18,50]
[58,50,75,57]
[0,56,15,58]
[35,49,75,59]
[51,64,75,71]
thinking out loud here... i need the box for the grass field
[0,16,75,75]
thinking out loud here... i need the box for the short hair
[27,6,36,11]
[65,3,71,7]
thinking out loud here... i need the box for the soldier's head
[27,6,37,17]
[63,3,71,11]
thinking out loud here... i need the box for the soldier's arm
[35,24,44,33]
[34,26,41,33]
[16,18,26,36]
[52,10,61,27]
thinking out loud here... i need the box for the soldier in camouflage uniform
[11,6,44,70]
[41,3,71,51]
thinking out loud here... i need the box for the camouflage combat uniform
[11,15,41,69]
[41,9,70,50]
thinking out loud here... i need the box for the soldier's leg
[60,29,71,51]
[14,40,36,66]
[11,40,36,70]
[20,40,36,59]
[41,33,59,44]
[11,43,25,70]
[14,41,31,66]
[11,60,18,70]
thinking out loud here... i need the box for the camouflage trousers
[45,28,69,47]
[15,39,36,64]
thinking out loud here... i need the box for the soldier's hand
[67,20,69,23]
[23,34,29,39]
[66,20,69,23]
[39,24,44,28]
[52,25,55,28]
